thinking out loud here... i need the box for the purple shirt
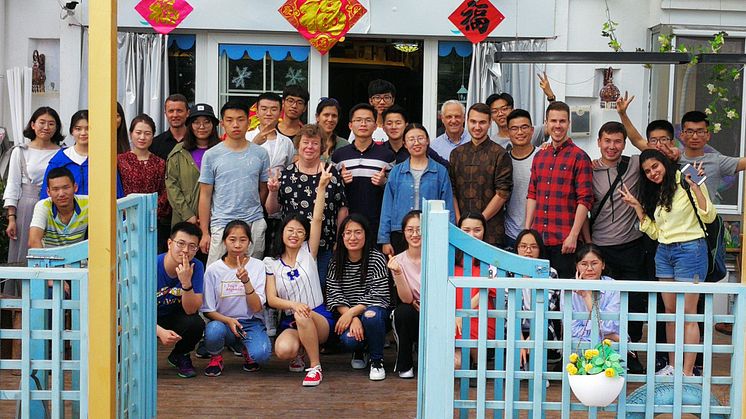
[190,147,208,170]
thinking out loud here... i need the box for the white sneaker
[545,380,550,389]
[370,360,386,381]
[655,364,675,376]
[398,368,415,379]
[351,351,368,369]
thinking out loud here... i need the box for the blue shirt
[156,253,205,318]
[41,148,124,199]
[377,157,455,244]
[430,130,470,161]
[566,276,620,342]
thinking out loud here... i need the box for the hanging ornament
[599,67,621,109]
[279,0,367,55]
[448,0,505,44]
[135,0,193,35]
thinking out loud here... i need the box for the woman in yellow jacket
[620,148,715,377]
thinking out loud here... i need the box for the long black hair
[272,212,311,259]
[514,228,547,259]
[183,116,220,152]
[116,102,130,154]
[639,148,677,218]
[332,214,373,285]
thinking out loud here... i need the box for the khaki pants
[206,218,267,266]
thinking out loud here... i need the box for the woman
[266,123,347,285]
[117,114,169,221]
[201,220,270,376]
[568,244,620,342]
[315,98,348,162]
[41,110,124,198]
[265,164,336,387]
[116,102,130,154]
[379,123,454,256]
[620,148,714,376]
[388,210,422,379]
[166,103,220,228]
[3,107,62,269]
[326,214,391,381]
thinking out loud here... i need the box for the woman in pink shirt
[388,210,422,379]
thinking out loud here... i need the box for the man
[277,84,310,140]
[28,167,88,249]
[199,101,270,265]
[503,109,539,249]
[156,221,206,378]
[525,101,593,278]
[431,100,470,161]
[349,79,397,144]
[382,105,449,167]
[616,92,682,163]
[449,103,513,247]
[332,103,395,239]
[150,94,190,160]
[487,74,555,149]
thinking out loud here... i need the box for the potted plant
[566,339,626,407]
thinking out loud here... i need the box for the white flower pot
[567,373,625,407]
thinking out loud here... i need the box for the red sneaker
[204,354,224,377]
[302,365,323,387]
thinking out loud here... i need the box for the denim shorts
[654,238,708,282]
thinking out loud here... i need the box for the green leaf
[589,366,603,375]
[594,358,604,366]
[608,353,620,362]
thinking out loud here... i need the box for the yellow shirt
[639,171,716,244]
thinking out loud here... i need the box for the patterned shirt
[30,195,89,247]
[278,163,347,251]
[326,249,391,311]
[527,139,593,246]
[449,139,513,246]
[117,151,170,219]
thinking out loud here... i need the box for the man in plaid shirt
[525,101,593,278]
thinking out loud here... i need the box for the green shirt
[30,195,89,247]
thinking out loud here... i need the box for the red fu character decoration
[449,0,505,44]
[279,0,367,55]
[135,0,193,35]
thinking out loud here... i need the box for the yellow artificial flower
[585,364,593,373]
[584,349,594,360]
[592,349,600,357]
[605,368,616,377]
[603,339,612,346]
[569,353,579,363]
[566,364,578,375]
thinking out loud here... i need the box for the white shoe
[351,351,368,369]
[655,364,674,376]
[398,368,415,379]
[370,360,386,381]
[545,380,550,389]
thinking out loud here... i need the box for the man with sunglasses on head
[349,79,397,144]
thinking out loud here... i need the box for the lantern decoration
[279,0,368,55]
[599,67,621,110]
[448,0,505,44]
[135,0,193,35]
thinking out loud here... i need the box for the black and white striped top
[325,249,391,311]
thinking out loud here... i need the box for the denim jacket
[377,157,455,244]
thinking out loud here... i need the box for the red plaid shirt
[527,139,593,246]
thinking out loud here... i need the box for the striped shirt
[263,242,324,315]
[30,195,89,247]
[325,249,391,311]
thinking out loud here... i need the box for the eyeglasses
[173,240,199,252]
[370,94,393,103]
[517,243,539,251]
[285,97,306,107]
[191,120,213,128]
[34,121,57,128]
[405,136,427,144]
[285,228,306,238]
[509,125,532,133]
[683,129,708,137]
[491,106,512,115]
[343,230,365,238]
[648,136,672,145]
[404,227,422,236]
[578,260,603,270]
[351,118,375,125]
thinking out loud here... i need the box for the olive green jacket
[166,143,201,227]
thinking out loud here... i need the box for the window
[436,42,472,136]
[168,35,196,105]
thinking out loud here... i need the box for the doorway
[328,38,424,138]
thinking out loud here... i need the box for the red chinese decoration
[279,0,367,55]
[449,0,505,44]
[135,0,193,35]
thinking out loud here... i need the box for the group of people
[5,75,742,387]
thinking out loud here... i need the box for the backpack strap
[590,156,630,225]
[681,176,708,237]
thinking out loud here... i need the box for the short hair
[486,92,514,108]
[128,114,156,134]
[220,101,249,118]
[367,79,396,98]
[349,103,377,121]
[164,94,189,109]
[681,110,709,127]
[256,92,283,107]
[170,221,202,241]
[315,97,341,116]
[283,85,310,103]
[382,105,408,123]
[506,109,532,126]
[47,167,75,186]
[440,100,465,116]
[467,103,491,118]
[645,120,674,139]
[545,101,570,118]
[295,123,327,154]
[598,121,627,139]
[23,107,65,144]
[69,110,89,135]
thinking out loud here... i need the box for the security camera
[65,1,79,10]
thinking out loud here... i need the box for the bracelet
[246,289,255,296]
[182,285,194,292]
[6,214,15,218]
[547,96,556,102]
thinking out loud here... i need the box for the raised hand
[235,255,249,283]
[537,71,555,98]
[616,91,635,115]
[175,253,194,288]
[618,183,641,208]
[657,141,681,162]
[340,163,353,184]
[684,161,706,188]
[387,253,401,275]
[318,163,333,189]
[371,166,387,186]
[267,168,280,192]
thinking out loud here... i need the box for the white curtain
[466,42,500,110]
[499,39,548,124]
[5,67,32,144]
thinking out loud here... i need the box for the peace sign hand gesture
[267,168,281,192]
[318,163,333,189]
[537,71,555,98]
[235,255,249,283]
[618,183,641,209]
[616,91,635,115]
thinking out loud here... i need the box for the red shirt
[117,151,170,219]
[527,139,593,246]
[455,263,496,340]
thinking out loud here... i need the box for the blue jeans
[204,317,271,364]
[317,248,333,291]
[655,238,708,282]
[338,306,391,362]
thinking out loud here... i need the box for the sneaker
[289,352,306,373]
[167,352,196,378]
[369,359,386,381]
[655,364,674,376]
[302,365,323,387]
[194,340,210,359]
[229,341,244,357]
[545,380,550,389]
[204,354,224,377]
[627,351,645,375]
[398,368,415,379]
[241,347,261,372]
[350,351,368,370]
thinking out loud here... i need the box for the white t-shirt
[3,146,58,207]
[201,257,267,321]
[245,128,296,170]
[263,242,324,315]
[63,146,87,166]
